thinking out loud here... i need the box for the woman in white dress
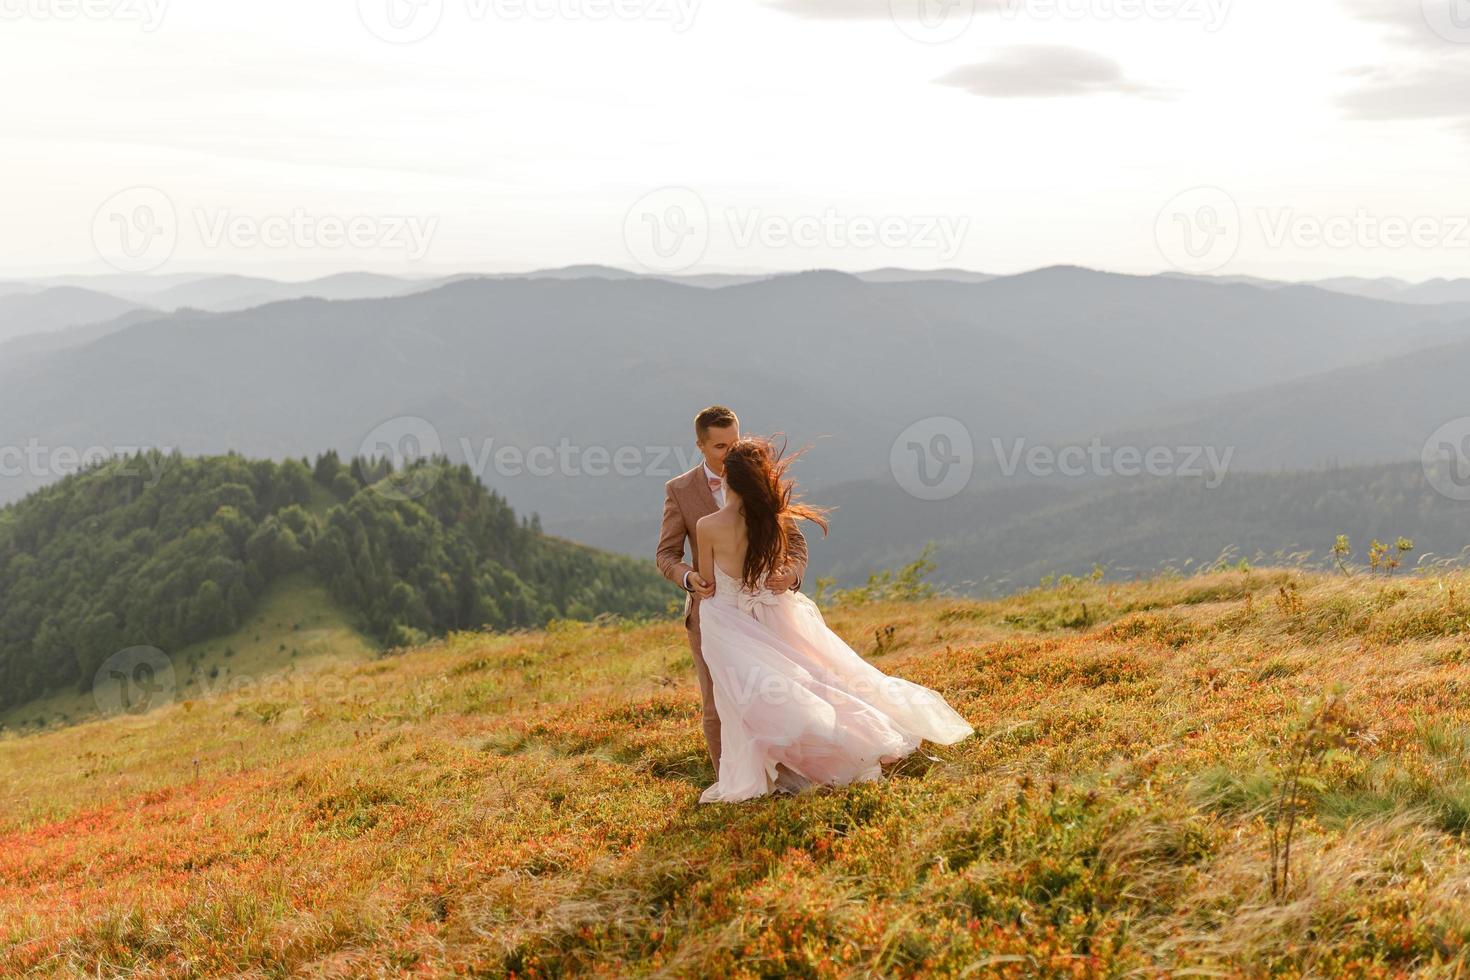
[693,436,974,804]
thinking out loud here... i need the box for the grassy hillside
[5,568,1470,975]
[0,450,669,719]
[0,572,376,733]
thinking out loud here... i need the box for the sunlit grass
[0,572,376,737]
[4,567,1470,975]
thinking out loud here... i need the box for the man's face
[698,423,739,475]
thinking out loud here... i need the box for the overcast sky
[2,0,1466,281]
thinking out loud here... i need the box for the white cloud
[1336,0,1470,136]
[935,45,1168,99]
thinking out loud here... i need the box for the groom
[656,405,808,772]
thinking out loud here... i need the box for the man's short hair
[695,405,738,441]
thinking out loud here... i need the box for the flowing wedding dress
[697,562,974,804]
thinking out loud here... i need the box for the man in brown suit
[655,405,809,772]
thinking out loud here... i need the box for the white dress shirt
[704,461,726,508]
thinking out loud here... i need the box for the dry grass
[4,567,1470,976]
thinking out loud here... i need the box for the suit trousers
[685,612,722,772]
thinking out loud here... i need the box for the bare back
[698,507,752,585]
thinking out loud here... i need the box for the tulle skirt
[696,571,973,804]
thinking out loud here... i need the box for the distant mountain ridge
[814,459,1470,589]
[0,286,151,344]
[1163,270,1470,304]
[1091,332,1470,471]
[140,272,437,313]
[2,267,1469,520]
[4,266,1469,591]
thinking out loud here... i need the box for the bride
[693,436,974,804]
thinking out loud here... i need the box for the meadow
[5,565,1470,976]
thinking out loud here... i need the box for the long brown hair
[721,435,830,590]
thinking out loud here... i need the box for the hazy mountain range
[3,263,1468,586]
[801,461,1470,593]
[1161,272,1470,304]
[6,264,1469,327]
[0,287,150,344]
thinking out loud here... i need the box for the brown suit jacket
[656,464,809,629]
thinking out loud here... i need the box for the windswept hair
[720,435,831,591]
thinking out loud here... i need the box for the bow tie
[707,476,723,492]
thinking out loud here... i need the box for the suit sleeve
[656,483,694,590]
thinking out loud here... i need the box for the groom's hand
[766,566,797,593]
[689,571,715,599]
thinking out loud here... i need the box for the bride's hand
[689,571,715,599]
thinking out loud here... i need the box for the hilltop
[0,450,668,728]
[5,565,1470,975]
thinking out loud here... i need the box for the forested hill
[0,450,669,712]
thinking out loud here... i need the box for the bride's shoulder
[697,509,733,532]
